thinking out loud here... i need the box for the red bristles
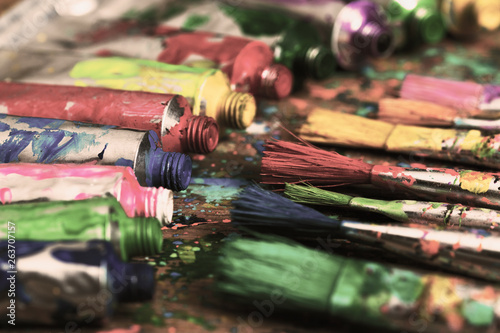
[261,140,373,186]
[400,74,484,114]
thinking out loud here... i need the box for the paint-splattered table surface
[3,3,500,331]
[93,31,500,333]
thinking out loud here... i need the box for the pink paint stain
[97,324,141,333]
[419,239,440,256]
[0,188,12,204]
[288,97,310,111]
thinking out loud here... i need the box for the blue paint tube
[0,240,155,327]
[0,114,192,191]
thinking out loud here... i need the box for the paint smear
[459,171,492,194]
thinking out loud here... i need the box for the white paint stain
[0,104,8,114]
[64,101,75,111]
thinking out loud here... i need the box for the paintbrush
[400,74,500,118]
[379,98,500,130]
[216,235,500,332]
[298,107,500,169]
[231,185,500,282]
[284,183,500,230]
[261,139,500,210]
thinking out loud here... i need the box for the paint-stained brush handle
[349,197,500,230]
[370,165,500,210]
[340,220,500,282]
[385,126,500,169]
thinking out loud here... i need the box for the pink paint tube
[0,163,174,225]
[155,28,293,99]
[0,81,219,154]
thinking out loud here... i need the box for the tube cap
[118,263,156,302]
[260,64,293,99]
[185,116,219,154]
[222,92,257,129]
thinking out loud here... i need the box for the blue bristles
[231,185,340,230]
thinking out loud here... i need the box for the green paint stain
[218,3,295,36]
[362,66,407,81]
[134,303,165,327]
[430,202,443,209]
[188,184,242,203]
[472,140,498,159]
[387,270,425,303]
[462,301,494,326]
[355,106,375,117]
[444,54,497,78]
[349,197,409,222]
[70,58,142,79]
[183,14,211,30]
[424,48,440,57]
[172,311,216,331]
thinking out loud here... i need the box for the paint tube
[0,163,174,225]
[0,82,219,154]
[0,196,163,261]
[156,29,293,99]
[0,50,256,129]
[161,0,394,70]
[0,240,154,327]
[366,0,445,48]
[0,114,192,191]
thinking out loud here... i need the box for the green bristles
[215,236,344,314]
[284,183,353,206]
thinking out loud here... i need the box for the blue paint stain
[253,140,265,155]
[115,158,134,168]
[0,129,36,162]
[98,143,108,159]
[0,122,10,132]
[172,241,183,245]
[30,130,99,164]
[0,114,7,119]
[17,117,64,129]
[163,312,174,318]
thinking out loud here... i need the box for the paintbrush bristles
[216,237,338,313]
[285,183,353,206]
[400,74,484,114]
[378,98,460,126]
[231,185,336,229]
[299,108,395,149]
[261,140,373,186]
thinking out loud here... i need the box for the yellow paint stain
[299,108,395,149]
[385,125,459,152]
[422,276,464,331]
[459,130,484,150]
[459,171,492,194]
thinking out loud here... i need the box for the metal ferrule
[340,220,500,282]
[0,242,113,326]
[370,165,500,210]
[330,258,500,332]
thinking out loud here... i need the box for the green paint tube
[0,197,163,261]
[217,236,500,332]
[371,0,445,48]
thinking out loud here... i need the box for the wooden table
[2,1,500,331]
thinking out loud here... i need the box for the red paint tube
[0,81,219,154]
[156,28,293,100]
